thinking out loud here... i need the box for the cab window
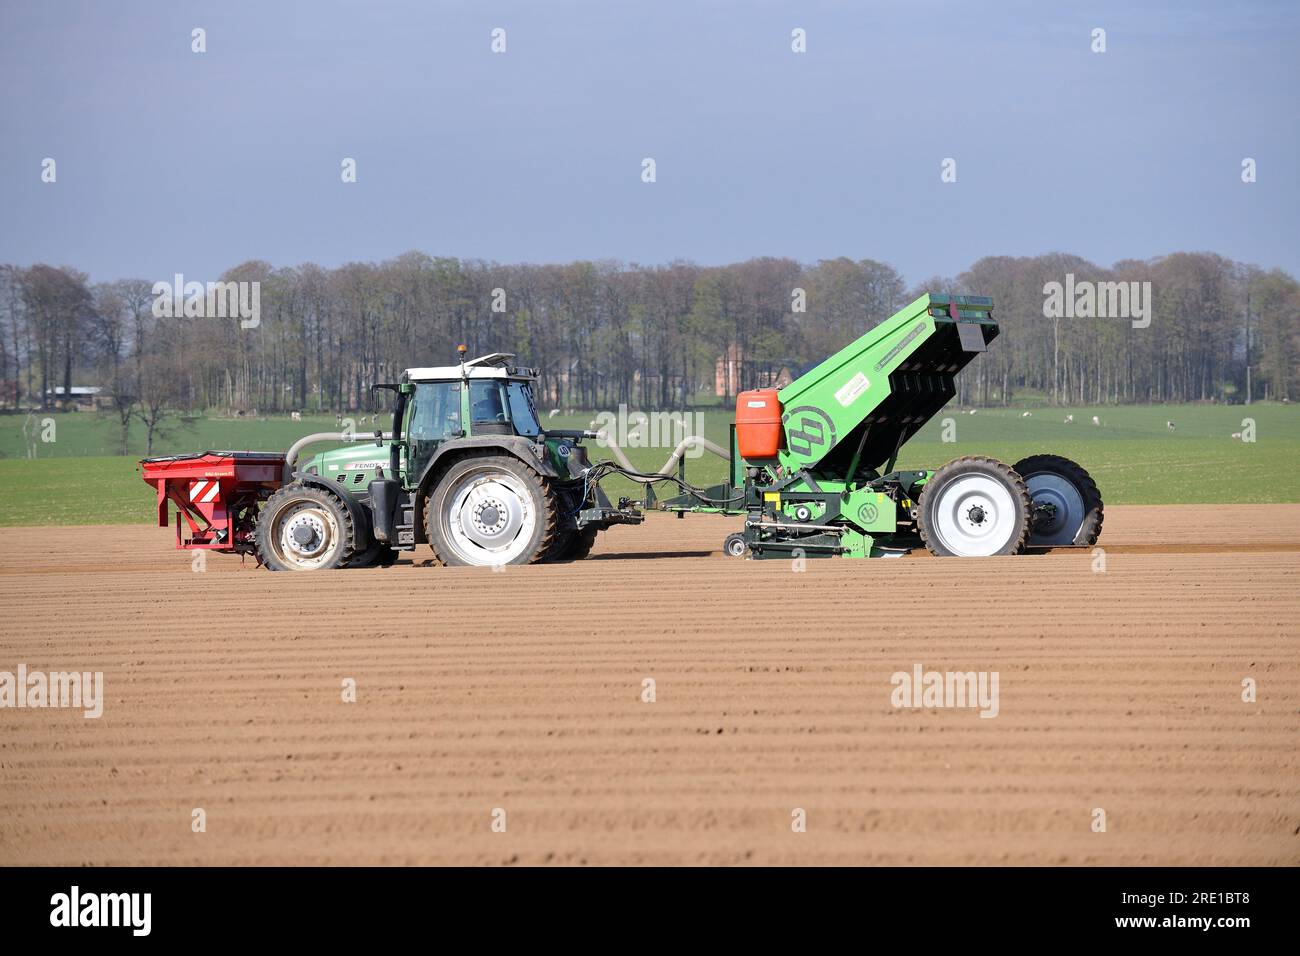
[407,382,461,480]
[470,380,507,426]
[469,379,541,437]
[506,382,540,437]
[411,382,461,439]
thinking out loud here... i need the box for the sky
[1,0,1297,285]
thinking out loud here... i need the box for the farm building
[43,386,110,410]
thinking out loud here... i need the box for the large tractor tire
[256,482,356,571]
[425,455,557,567]
[345,539,400,568]
[917,456,1031,557]
[548,526,599,562]
[1012,454,1104,547]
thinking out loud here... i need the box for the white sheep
[1231,432,1242,440]
[1064,414,1074,423]
[1021,411,1032,418]
[1091,415,1101,426]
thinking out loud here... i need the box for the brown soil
[1,505,1297,865]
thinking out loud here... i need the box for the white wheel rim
[1024,472,1085,546]
[443,471,537,566]
[932,474,1019,556]
[274,504,341,570]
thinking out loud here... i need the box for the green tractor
[256,348,642,571]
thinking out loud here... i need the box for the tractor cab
[399,352,545,483]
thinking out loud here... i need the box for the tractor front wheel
[917,456,1031,557]
[426,455,556,567]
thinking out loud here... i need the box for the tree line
[1,250,1296,444]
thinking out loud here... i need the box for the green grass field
[0,403,1295,525]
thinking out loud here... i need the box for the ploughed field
[0,505,1296,865]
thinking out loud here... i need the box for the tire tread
[1012,453,1105,546]
[255,482,358,571]
[916,455,1032,557]
[424,455,557,566]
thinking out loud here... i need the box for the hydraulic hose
[586,432,743,509]
[593,432,731,473]
[284,430,393,481]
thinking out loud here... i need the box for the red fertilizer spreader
[139,452,287,554]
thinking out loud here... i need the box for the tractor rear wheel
[256,483,355,571]
[917,456,1031,557]
[426,455,556,567]
[1013,454,1104,547]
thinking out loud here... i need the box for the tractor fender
[289,471,376,547]
[410,436,559,543]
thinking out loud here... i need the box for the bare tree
[0,252,1294,422]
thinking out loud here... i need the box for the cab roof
[404,352,537,382]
